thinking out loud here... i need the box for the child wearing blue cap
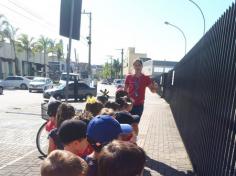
[85,115,132,176]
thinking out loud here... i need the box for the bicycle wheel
[36,122,49,157]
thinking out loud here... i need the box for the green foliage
[102,63,111,78]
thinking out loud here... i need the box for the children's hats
[86,115,132,144]
[115,112,140,125]
[58,120,87,144]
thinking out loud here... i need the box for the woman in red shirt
[124,59,157,122]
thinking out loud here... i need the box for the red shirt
[125,74,151,105]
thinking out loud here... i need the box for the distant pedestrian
[124,59,158,120]
[74,78,79,102]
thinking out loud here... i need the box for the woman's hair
[56,103,75,128]
[85,101,104,117]
[41,150,88,176]
[98,140,146,176]
[133,59,143,66]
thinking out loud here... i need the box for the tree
[113,59,121,78]
[0,14,9,42]
[55,39,64,61]
[35,35,51,76]
[17,34,35,76]
[4,24,19,75]
[102,62,111,79]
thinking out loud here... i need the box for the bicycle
[36,102,49,157]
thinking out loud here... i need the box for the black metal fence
[158,3,236,176]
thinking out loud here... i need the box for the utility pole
[116,48,124,78]
[106,55,113,79]
[110,56,113,79]
[82,10,92,78]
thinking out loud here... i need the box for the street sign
[60,0,82,40]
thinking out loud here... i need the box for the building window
[154,67,164,72]
[154,66,173,73]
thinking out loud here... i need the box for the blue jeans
[130,104,144,123]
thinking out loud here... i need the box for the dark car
[0,85,3,95]
[43,82,97,100]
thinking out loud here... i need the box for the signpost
[60,0,82,102]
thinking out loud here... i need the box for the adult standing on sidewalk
[124,59,157,121]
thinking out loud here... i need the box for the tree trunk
[44,50,46,77]
[27,49,29,76]
[12,41,18,75]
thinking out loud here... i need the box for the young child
[85,115,132,176]
[45,100,61,132]
[116,96,140,138]
[115,111,139,143]
[48,103,75,154]
[58,119,88,157]
[41,150,88,176]
[116,96,133,112]
[96,95,108,105]
[98,140,146,176]
[85,97,104,117]
[115,89,128,102]
[104,101,120,112]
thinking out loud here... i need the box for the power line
[7,0,57,29]
[0,1,89,47]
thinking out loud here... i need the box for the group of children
[40,89,146,176]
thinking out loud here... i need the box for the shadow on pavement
[144,155,195,176]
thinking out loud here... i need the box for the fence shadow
[144,155,195,176]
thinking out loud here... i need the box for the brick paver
[139,91,194,176]
[0,89,194,176]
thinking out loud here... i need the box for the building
[0,42,15,79]
[91,64,103,78]
[123,47,147,75]
[142,60,178,77]
[0,42,61,79]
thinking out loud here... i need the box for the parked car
[0,76,30,89]
[114,79,125,88]
[29,77,53,92]
[24,76,35,80]
[59,73,80,84]
[43,81,97,100]
[0,85,3,95]
[101,79,111,85]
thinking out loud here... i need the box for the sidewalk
[0,90,194,176]
[139,91,194,176]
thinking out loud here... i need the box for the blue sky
[0,0,235,64]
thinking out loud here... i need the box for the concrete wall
[123,47,147,76]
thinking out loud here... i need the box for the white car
[29,77,53,92]
[0,76,30,90]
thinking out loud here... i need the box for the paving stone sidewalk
[0,91,194,176]
[139,91,194,176]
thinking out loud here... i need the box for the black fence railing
[158,3,236,176]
